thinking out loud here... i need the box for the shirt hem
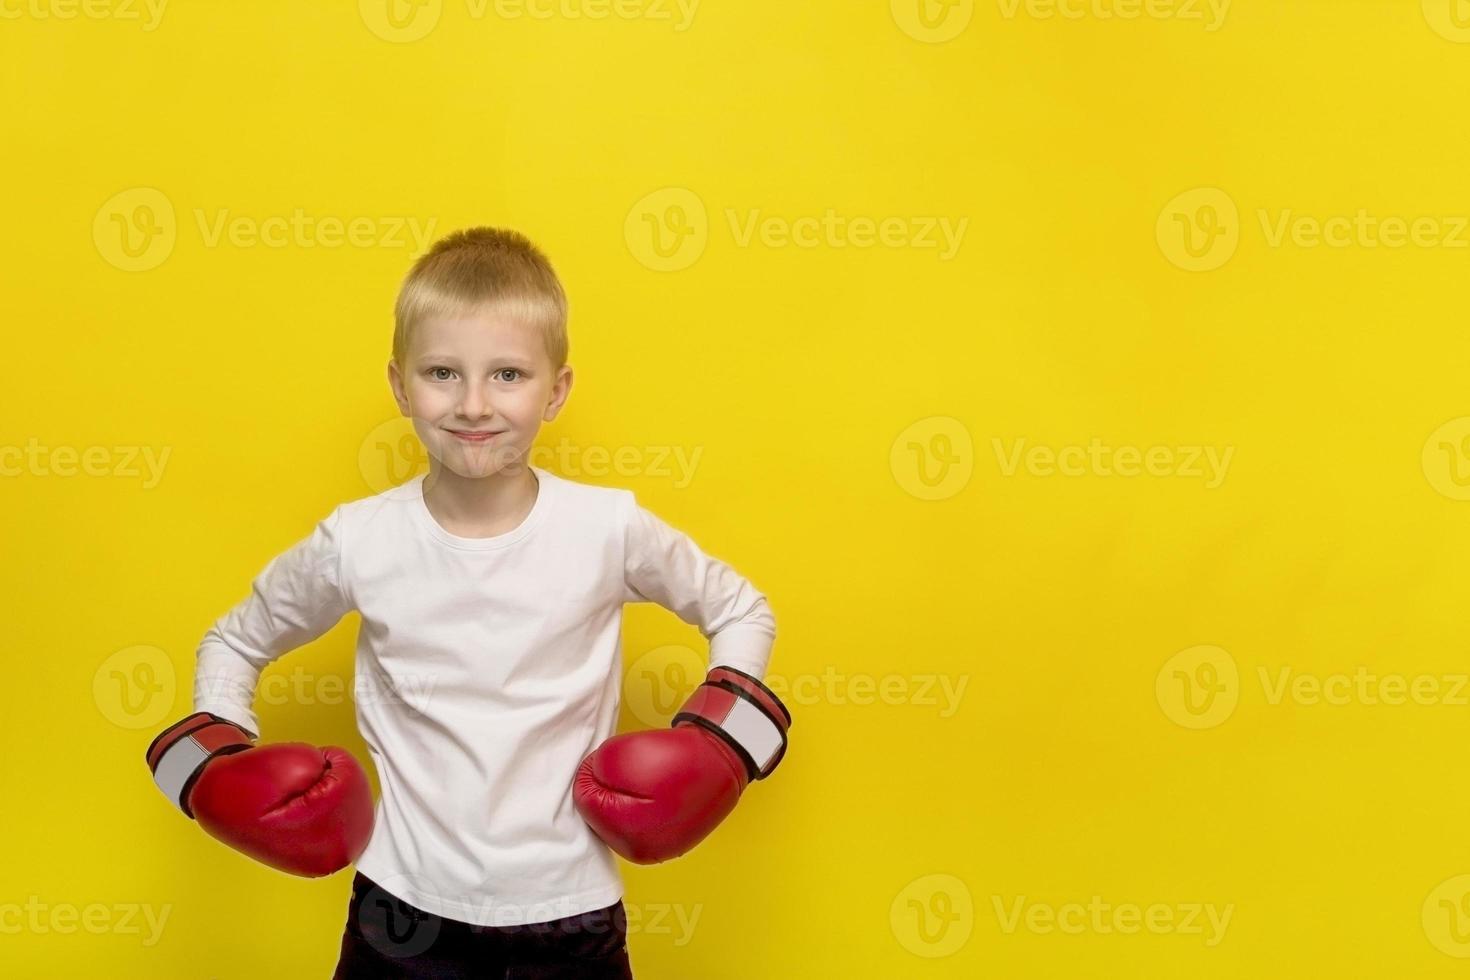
[354,855,625,927]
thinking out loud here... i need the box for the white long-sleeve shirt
[190,465,775,925]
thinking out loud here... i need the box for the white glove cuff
[145,712,256,818]
[673,668,791,782]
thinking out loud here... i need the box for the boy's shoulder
[330,472,426,525]
[536,467,638,530]
[537,466,635,506]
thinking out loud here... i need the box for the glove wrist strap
[673,667,790,782]
[146,712,256,818]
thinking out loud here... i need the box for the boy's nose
[457,384,494,419]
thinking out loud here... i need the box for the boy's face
[388,304,572,481]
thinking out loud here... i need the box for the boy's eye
[426,367,521,382]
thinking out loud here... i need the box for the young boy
[144,227,793,978]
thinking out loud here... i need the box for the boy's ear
[543,364,574,422]
[387,359,410,414]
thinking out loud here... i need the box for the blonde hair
[393,227,569,371]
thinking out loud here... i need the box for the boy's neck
[421,462,540,538]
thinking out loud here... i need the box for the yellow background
[6,0,1470,975]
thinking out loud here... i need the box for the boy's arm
[620,495,776,679]
[144,506,370,878]
[192,507,353,735]
[577,494,788,864]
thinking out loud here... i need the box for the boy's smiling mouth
[447,429,506,443]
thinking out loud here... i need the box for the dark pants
[332,872,634,979]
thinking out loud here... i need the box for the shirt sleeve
[620,493,776,680]
[192,506,353,735]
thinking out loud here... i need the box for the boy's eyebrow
[418,352,534,367]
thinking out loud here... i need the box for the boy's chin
[432,448,530,480]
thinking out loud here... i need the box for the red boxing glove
[574,666,791,864]
[146,712,374,878]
